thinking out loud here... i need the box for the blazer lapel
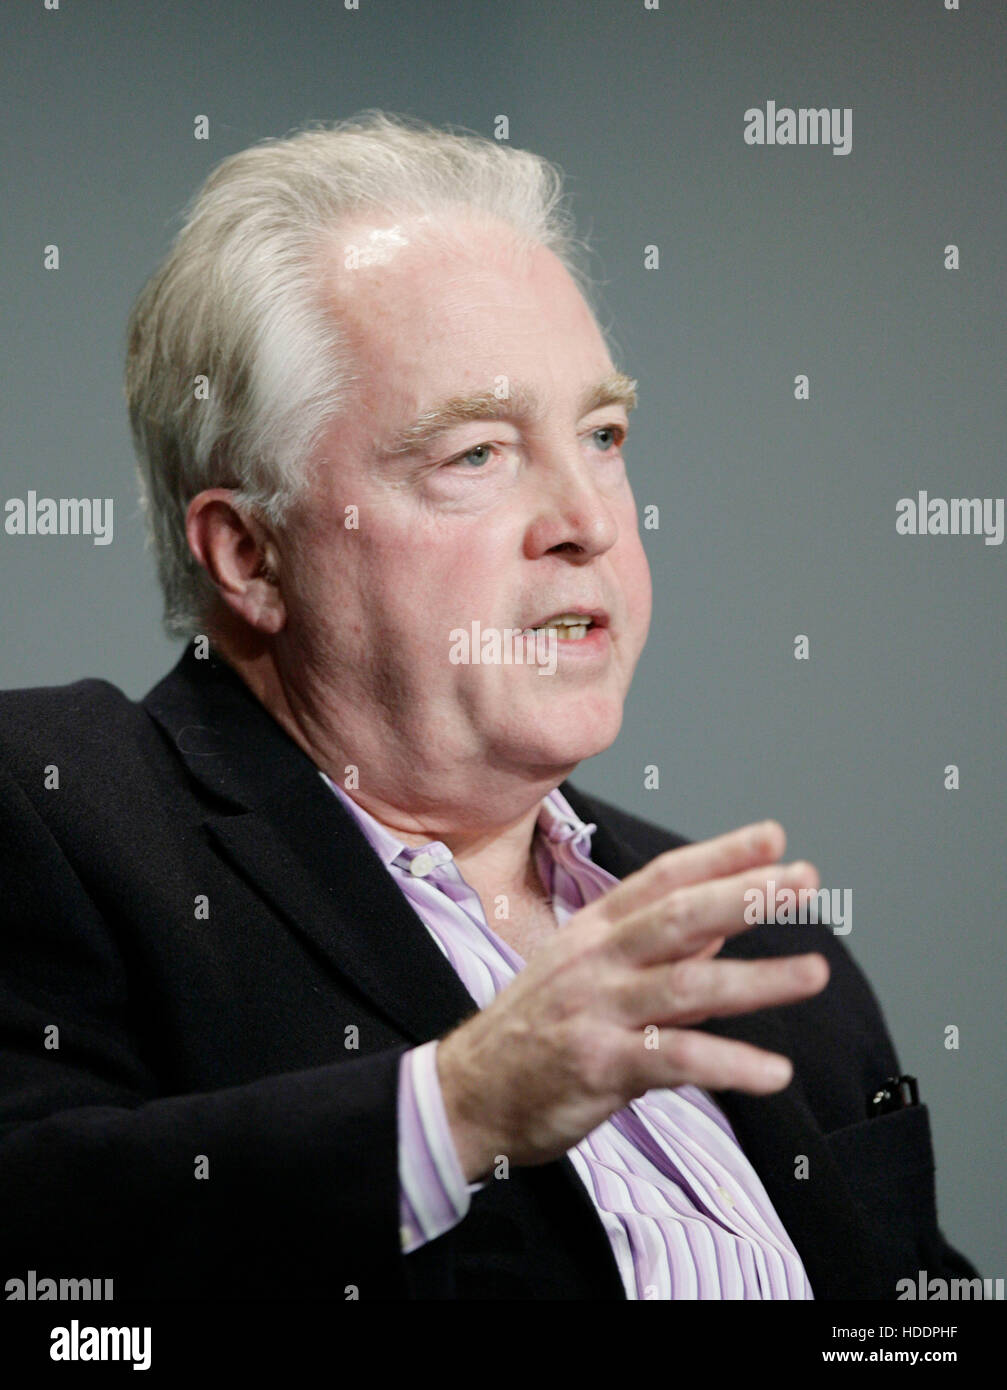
[144,646,479,1045]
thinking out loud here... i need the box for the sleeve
[397,1039,487,1252]
[0,759,412,1300]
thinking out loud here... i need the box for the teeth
[525,614,593,642]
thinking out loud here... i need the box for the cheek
[617,530,653,621]
[355,520,499,647]
[405,521,505,613]
[637,549,654,618]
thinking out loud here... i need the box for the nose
[523,452,620,562]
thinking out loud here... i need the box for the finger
[598,820,787,923]
[623,1028,796,1096]
[613,952,830,1028]
[610,859,821,965]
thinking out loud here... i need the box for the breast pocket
[825,1103,939,1241]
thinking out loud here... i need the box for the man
[0,112,973,1300]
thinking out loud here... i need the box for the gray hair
[124,109,598,639]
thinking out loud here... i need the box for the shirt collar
[537,784,598,848]
[320,773,412,869]
[320,773,597,868]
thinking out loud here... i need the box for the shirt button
[410,852,435,877]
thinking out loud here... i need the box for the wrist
[436,1031,498,1183]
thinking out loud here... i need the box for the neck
[441,802,549,903]
[210,631,564,900]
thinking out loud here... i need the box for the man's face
[275,211,652,797]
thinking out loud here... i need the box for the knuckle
[668,958,705,1005]
[587,914,621,960]
[594,885,625,925]
[608,967,638,1015]
[544,917,605,978]
[710,845,737,877]
[571,1025,624,1097]
[548,965,595,1022]
[664,887,695,930]
[661,1028,702,1072]
[650,851,681,894]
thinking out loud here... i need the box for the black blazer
[0,645,975,1300]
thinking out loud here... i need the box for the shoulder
[0,674,161,798]
[0,674,134,724]
[0,673,133,750]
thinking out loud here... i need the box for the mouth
[522,610,609,643]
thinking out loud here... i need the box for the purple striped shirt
[321,773,813,1300]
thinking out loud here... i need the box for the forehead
[320,209,602,353]
[304,214,623,484]
[326,206,548,279]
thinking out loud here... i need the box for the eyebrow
[375,370,639,460]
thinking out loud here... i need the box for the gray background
[2,0,1003,1277]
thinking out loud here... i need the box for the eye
[443,424,626,471]
[448,442,495,469]
[590,424,627,452]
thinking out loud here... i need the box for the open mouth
[523,611,606,642]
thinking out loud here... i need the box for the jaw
[482,679,628,772]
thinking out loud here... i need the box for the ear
[185,489,287,635]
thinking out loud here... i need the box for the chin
[508,697,625,772]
